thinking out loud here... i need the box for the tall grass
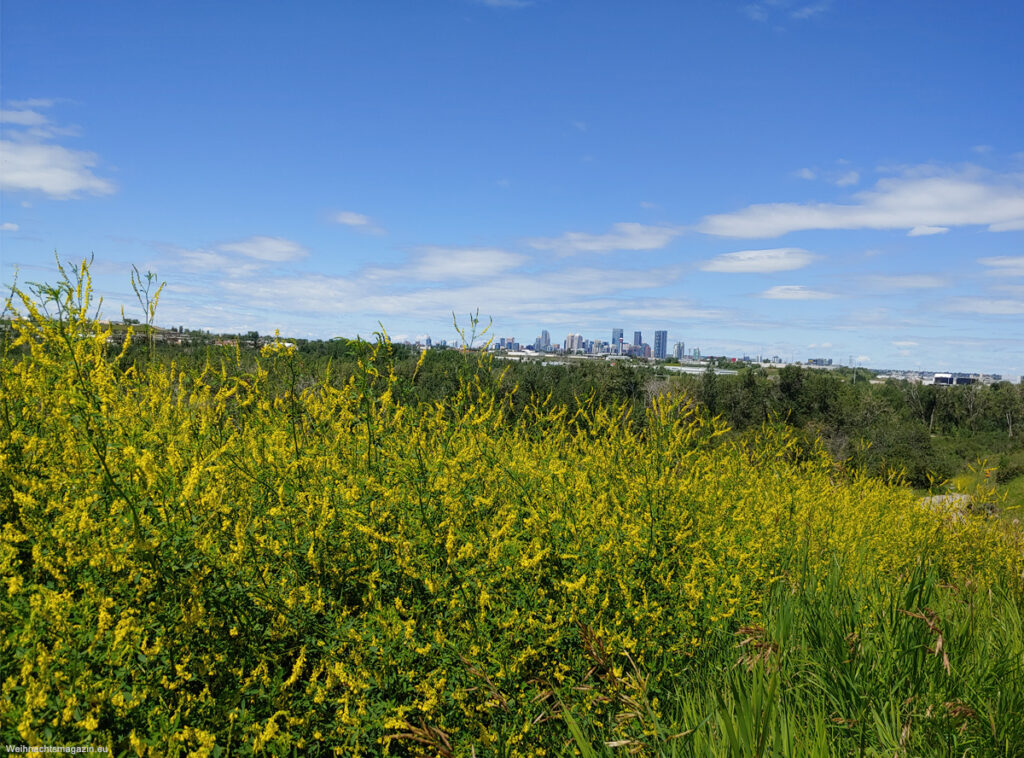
[566,554,1024,755]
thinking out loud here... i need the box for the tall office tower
[673,341,685,360]
[541,329,551,349]
[633,330,642,346]
[654,330,668,359]
[611,328,623,354]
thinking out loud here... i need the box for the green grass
[565,554,1024,756]
[997,473,1024,522]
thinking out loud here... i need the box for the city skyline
[1,2,1022,378]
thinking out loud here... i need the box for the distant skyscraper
[611,328,623,354]
[541,329,551,349]
[673,341,684,360]
[633,330,642,346]
[654,330,668,359]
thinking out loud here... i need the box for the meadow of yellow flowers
[2,262,1022,755]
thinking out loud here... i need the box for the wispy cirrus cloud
[473,0,532,7]
[619,298,727,321]
[0,100,113,198]
[945,297,1024,315]
[761,285,834,300]
[863,274,948,290]
[158,235,687,328]
[744,0,832,23]
[979,256,1024,277]
[834,170,860,187]
[219,262,682,324]
[527,222,682,255]
[218,236,308,262]
[699,166,1024,238]
[907,225,949,236]
[1,222,19,232]
[794,165,859,187]
[700,247,817,273]
[172,236,308,278]
[0,108,50,126]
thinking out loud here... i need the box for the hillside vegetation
[2,263,1022,756]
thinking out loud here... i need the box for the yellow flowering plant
[1,261,1021,755]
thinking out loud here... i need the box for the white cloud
[0,140,115,198]
[864,274,948,289]
[335,211,370,227]
[892,340,918,347]
[171,236,308,276]
[618,298,726,321]
[979,256,1024,277]
[972,144,994,154]
[743,4,769,22]
[333,210,385,234]
[795,166,859,186]
[761,285,834,300]
[0,100,113,199]
[1,222,19,232]
[834,170,860,187]
[218,236,308,262]
[700,247,816,273]
[177,248,260,277]
[698,166,1024,238]
[368,247,527,282]
[158,233,690,329]
[945,297,1024,315]
[745,0,832,22]
[791,1,832,19]
[528,222,682,255]
[219,263,680,322]
[0,109,49,126]
[7,98,56,109]
[907,225,948,236]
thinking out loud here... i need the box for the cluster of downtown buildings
[492,328,681,361]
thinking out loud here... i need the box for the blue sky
[2,0,1023,375]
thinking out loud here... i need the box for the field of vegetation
[2,263,1023,755]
